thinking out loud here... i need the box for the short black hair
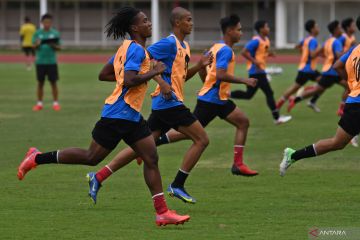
[105,6,140,40]
[342,17,354,31]
[357,16,360,31]
[254,20,267,33]
[327,20,339,34]
[305,19,316,33]
[220,14,240,34]
[24,16,31,22]
[41,13,52,21]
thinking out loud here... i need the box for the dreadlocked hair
[105,6,140,40]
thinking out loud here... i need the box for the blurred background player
[86,7,212,205]
[19,16,36,71]
[32,13,61,111]
[276,20,322,112]
[287,20,346,113]
[230,20,291,124]
[17,6,190,226]
[154,14,259,176]
[280,16,360,177]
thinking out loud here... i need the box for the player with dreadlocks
[17,6,190,226]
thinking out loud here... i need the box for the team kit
[17,7,360,226]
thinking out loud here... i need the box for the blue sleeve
[338,35,346,47]
[216,46,233,69]
[333,40,343,55]
[124,43,145,72]
[108,55,115,65]
[339,46,355,63]
[244,39,259,53]
[308,39,318,51]
[147,37,176,60]
[298,39,304,46]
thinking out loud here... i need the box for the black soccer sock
[272,109,280,120]
[291,144,317,161]
[310,94,320,104]
[35,151,58,164]
[156,133,170,146]
[294,96,303,103]
[171,169,189,188]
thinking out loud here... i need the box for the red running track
[0,53,304,64]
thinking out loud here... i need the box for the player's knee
[198,134,209,148]
[86,152,102,166]
[239,116,250,129]
[330,139,347,150]
[144,150,159,167]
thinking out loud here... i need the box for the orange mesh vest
[343,33,356,53]
[105,40,150,112]
[345,44,360,97]
[198,43,235,100]
[246,36,270,71]
[151,35,190,102]
[322,37,337,72]
[298,36,317,71]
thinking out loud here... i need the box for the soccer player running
[19,16,36,70]
[276,20,322,112]
[287,20,346,113]
[87,7,212,205]
[154,14,258,176]
[32,14,61,111]
[230,20,291,124]
[335,17,357,116]
[279,16,360,177]
[17,7,190,226]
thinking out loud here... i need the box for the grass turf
[0,62,359,240]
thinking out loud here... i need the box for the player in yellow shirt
[19,17,36,70]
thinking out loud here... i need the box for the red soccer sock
[234,145,244,167]
[95,165,113,183]
[153,193,168,214]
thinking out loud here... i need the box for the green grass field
[1,62,359,240]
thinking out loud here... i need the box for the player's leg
[156,129,188,146]
[276,83,302,109]
[280,127,352,176]
[131,135,190,226]
[280,103,359,176]
[17,139,111,180]
[288,84,325,112]
[49,64,60,111]
[277,72,307,109]
[224,104,258,176]
[258,74,291,124]
[167,120,209,204]
[33,65,45,111]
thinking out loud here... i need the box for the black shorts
[147,105,197,134]
[295,71,321,85]
[318,75,341,89]
[92,117,152,150]
[193,99,236,127]
[22,47,35,56]
[36,64,59,83]
[338,103,360,136]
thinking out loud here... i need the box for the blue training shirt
[322,39,343,76]
[198,43,233,105]
[101,42,145,122]
[147,35,186,110]
[244,38,266,75]
[339,46,360,103]
[299,37,318,73]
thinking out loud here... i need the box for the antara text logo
[308,227,360,240]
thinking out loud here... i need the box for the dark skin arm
[124,61,166,88]
[333,59,348,80]
[198,67,207,83]
[242,48,261,68]
[98,63,116,82]
[185,51,213,81]
[216,69,257,87]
